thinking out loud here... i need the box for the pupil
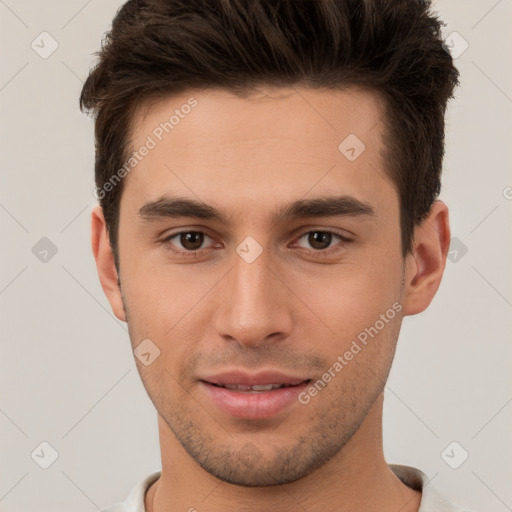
[309,231,332,250]
[181,232,203,250]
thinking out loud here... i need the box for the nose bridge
[214,245,292,346]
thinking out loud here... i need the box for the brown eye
[179,232,204,251]
[162,230,216,256]
[296,231,337,251]
[307,231,333,250]
[293,230,351,255]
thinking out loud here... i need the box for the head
[82,0,458,487]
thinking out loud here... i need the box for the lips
[198,369,311,419]
[199,369,309,388]
[209,383,296,392]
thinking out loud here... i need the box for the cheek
[120,247,212,326]
[291,255,403,346]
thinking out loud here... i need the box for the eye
[160,229,350,259]
[162,230,218,255]
[293,230,350,254]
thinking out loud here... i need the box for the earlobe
[402,201,451,316]
[90,205,126,322]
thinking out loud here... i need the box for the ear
[402,200,451,316]
[91,205,126,322]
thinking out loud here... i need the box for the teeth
[252,384,279,391]
[221,384,287,391]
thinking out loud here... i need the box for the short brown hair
[80,0,459,269]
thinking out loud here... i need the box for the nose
[213,246,293,348]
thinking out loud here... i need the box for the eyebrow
[137,194,375,225]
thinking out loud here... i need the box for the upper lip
[199,370,309,386]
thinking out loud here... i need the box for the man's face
[116,87,405,485]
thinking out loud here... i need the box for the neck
[146,393,421,512]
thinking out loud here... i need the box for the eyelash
[160,229,351,258]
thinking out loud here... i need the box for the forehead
[121,86,395,223]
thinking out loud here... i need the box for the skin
[91,86,450,512]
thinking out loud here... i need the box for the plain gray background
[1,1,511,511]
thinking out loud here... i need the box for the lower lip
[200,381,310,420]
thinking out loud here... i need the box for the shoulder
[102,471,161,512]
[389,464,478,512]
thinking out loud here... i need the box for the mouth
[204,382,309,392]
[199,377,311,420]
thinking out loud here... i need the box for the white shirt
[102,464,474,512]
